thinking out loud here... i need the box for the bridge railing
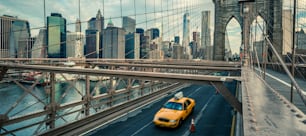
[0,68,173,135]
[262,36,306,106]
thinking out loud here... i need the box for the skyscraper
[0,15,30,58]
[47,13,66,58]
[125,33,140,59]
[75,18,81,32]
[84,10,104,58]
[103,19,125,59]
[18,37,35,58]
[32,28,47,58]
[150,28,160,40]
[182,12,192,59]
[88,17,96,30]
[297,29,306,50]
[136,28,147,58]
[201,11,212,60]
[182,12,190,48]
[122,16,136,34]
[96,10,104,32]
[66,32,85,58]
[85,29,99,58]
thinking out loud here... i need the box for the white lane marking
[182,95,215,136]
[187,87,202,97]
[130,87,203,136]
[82,85,189,135]
[255,68,292,88]
[80,93,168,136]
[130,122,153,136]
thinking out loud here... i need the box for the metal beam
[0,67,8,80]
[211,82,242,114]
[90,62,241,71]
[0,64,240,84]
[0,58,241,67]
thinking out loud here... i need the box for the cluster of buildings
[0,10,214,60]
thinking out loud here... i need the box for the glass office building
[47,13,66,58]
[0,15,30,58]
[122,16,136,34]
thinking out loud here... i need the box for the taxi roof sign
[174,91,183,100]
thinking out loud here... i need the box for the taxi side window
[184,103,188,110]
[186,100,191,106]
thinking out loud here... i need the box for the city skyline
[1,0,304,55]
[0,0,213,38]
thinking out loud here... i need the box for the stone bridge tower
[213,0,283,61]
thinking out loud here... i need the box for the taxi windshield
[163,102,183,110]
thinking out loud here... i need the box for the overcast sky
[1,0,304,54]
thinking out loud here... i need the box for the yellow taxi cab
[153,92,196,128]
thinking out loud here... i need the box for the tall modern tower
[122,16,136,34]
[103,19,125,59]
[201,11,212,60]
[125,33,140,59]
[182,12,192,59]
[47,13,67,58]
[136,28,147,58]
[85,28,98,58]
[85,10,104,58]
[182,12,190,48]
[0,15,30,58]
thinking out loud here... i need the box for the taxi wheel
[178,119,183,127]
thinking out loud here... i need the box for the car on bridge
[153,92,195,128]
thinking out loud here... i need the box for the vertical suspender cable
[167,0,169,41]
[44,0,46,28]
[154,0,156,27]
[161,0,163,38]
[134,0,136,21]
[103,0,104,17]
[120,0,122,21]
[145,0,147,30]
[290,0,297,103]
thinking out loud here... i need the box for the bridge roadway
[85,83,237,136]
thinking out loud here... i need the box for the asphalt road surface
[86,82,236,136]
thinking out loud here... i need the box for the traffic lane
[133,85,216,136]
[87,85,215,136]
[191,81,236,136]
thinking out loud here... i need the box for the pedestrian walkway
[242,67,306,136]
[257,68,306,113]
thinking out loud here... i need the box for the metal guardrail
[40,83,184,136]
[0,80,171,135]
[264,36,306,105]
